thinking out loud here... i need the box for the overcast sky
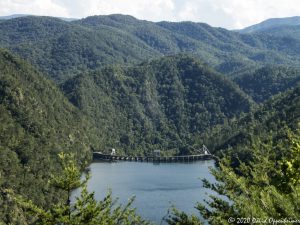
[1,0,300,29]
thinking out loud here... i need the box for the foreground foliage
[201,131,299,224]
[0,49,98,223]
[168,129,300,224]
[1,16,299,222]
[167,85,300,224]
[10,153,149,225]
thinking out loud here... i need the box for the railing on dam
[93,152,216,163]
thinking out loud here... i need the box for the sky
[0,0,300,29]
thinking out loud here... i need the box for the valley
[0,14,299,225]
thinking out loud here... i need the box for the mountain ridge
[1,14,300,82]
[240,16,300,33]
[62,54,254,155]
[0,14,78,21]
[0,13,300,224]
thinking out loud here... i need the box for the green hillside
[201,86,300,225]
[240,16,300,33]
[0,49,98,223]
[257,24,300,39]
[62,55,253,155]
[202,84,300,154]
[169,84,300,225]
[0,16,160,82]
[1,15,300,82]
[218,84,299,162]
[1,14,300,224]
[234,66,300,102]
[75,15,300,74]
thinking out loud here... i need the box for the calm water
[73,160,216,224]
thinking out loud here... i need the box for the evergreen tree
[10,153,150,225]
[167,127,300,225]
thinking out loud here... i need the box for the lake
[73,160,217,224]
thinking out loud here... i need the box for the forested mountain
[0,13,300,225]
[234,66,300,102]
[218,84,299,158]
[0,16,160,82]
[1,15,300,82]
[0,14,78,21]
[240,16,300,33]
[0,49,98,223]
[169,84,300,225]
[251,24,300,41]
[200,86,300,225]
[201,84,300,154]
[0,49,255,223]
[0,14,31,20]
[62,55,253,155]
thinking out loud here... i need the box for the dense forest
[0,49,98,223]
[0,14,299,224]
[62,55,253,155]
[1,15,300,83]
[234,66,300,102]
[168,85,300,225]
